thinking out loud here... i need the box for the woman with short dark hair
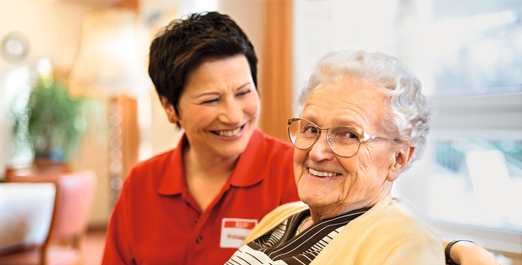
[102,12,299,264]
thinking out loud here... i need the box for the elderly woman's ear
[161,96,180,124]
[387,144,415,182]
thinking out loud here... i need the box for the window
[293,0,522,257]
[429,134,522,232]
[421,0,522,234]
[3,65,33,167]
[431,1,521,96]
[395,0,522,256]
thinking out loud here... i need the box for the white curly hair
[297,50,433,170]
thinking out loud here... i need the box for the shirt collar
[157,129,266,195]
[157,135,187,196]
[228,129,266,187]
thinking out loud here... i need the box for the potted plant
[10,71,101,164]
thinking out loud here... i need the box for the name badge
[220,218,258,248]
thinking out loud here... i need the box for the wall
[0,0,90,176]
[0,0,110,225]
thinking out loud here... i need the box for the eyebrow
[304,115,364,130]
[331,117,361,127]
[235,82,252,91]
[195,82,251,99]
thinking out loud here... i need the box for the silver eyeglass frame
[287,117,402,158]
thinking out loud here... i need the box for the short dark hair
[148,11,258,117]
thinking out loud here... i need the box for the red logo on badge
[223,220,257,229]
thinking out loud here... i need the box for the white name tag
[220,218,258,248]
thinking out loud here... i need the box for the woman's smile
[210,124,246,138]
[294,77,396,218]
[308,168,342,178]
[174,54,260,159]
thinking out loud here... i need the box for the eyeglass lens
[288,119,361,157]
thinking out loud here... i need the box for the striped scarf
[226,207,369,265]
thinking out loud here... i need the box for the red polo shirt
[102,130,299,265]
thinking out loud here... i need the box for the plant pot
[34,147,65,162]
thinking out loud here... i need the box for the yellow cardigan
[243,194,445,265]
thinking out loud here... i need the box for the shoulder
[359,199,445,263]
[252,130,293,161]
[363,197,439,241]
[124,149,177,186]
[242,130,294,172]
[254,130,292,151]
[383,198,435,235]
[134,149,174,168]
[258,130,292,148]
[244,201,308,243]
[350,197,443,261]
[266,201,308,218]
[315,197,444,264]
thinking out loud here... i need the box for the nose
[219,97,242,125]
[308,131,335,162]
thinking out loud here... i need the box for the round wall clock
[1,32,30,63]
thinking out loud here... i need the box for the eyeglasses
[287,118,401,158]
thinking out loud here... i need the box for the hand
[445,240,500,265]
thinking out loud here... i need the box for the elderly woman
[226,49,444,264]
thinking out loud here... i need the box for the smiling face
[163,54,260,160]
[294,77,409,219]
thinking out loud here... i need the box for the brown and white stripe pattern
[225,207,369,265]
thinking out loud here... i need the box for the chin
[298,187,326,205]
[220,138,251,158]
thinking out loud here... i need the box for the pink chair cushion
[51,172,95,240]
[0,170,96,265]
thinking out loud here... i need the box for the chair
[0,170,96,265]
[0,183,56,256]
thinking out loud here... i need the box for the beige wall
[0,0,106,224]
[0,1,91,176]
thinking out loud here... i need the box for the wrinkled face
[294,77,401,217]
[166,54,260,159]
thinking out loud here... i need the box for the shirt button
[194,217,199,223]
[196,236,203,244]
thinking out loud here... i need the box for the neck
[309,184,392,223]
[182,144,240,212]
[183,144,238,180]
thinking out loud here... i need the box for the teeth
[309,168,340,177]
[215,127,241,137]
